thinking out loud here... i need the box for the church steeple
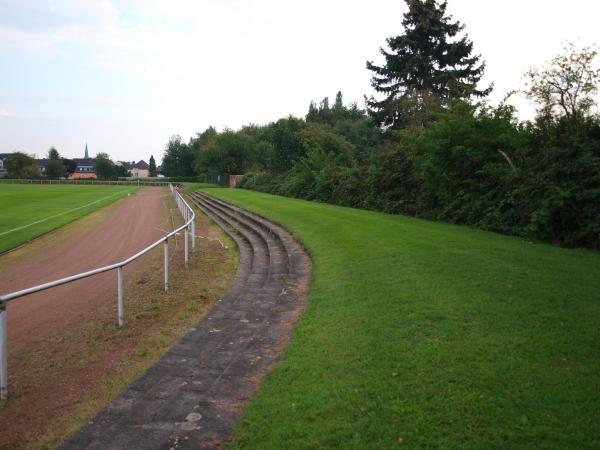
[84,142,89,159]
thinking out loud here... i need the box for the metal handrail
[0,184,195,399]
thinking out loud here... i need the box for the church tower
[84,143,89,159]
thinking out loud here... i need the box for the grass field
[0,184,138,253]
[201,188,600,449]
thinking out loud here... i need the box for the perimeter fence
[0,178,168,186]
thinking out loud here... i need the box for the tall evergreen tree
[366,0,491,129]
[149,155,157,177]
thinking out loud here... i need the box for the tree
[525,43,600,122]
[114,164,129,178]
[366,0,491,129]
[5,152,40,178]
[48,147,60,160]
[161,135,196,177]
[195,130,257,174]
[149,155,157,177]
[94,153,115,179]
[45,147,65,179]
[256,116,306,173]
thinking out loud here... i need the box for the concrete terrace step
[59,192,311,450]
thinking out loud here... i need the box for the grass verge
[202,187,600,449]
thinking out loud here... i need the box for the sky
[0,0,598,163]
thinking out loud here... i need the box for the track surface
[0,187,168,360]
[60,192,311,449]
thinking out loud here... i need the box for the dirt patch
[0,189,238,449]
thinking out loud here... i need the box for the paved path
[60,192,311,449]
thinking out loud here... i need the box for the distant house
[128,160,150,178]
[68,144,97,179]
[0,153,9,177]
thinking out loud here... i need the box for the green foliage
[256,116,306,172]
[45,159,66,179]
[5,152,40,179]
[195,130,257,174]
[161,135,196,177]
[93,153,116,179]
[148,155,157,177]
[307,91,382,162]
[48,147,60,160]
[525,42,600,122]
[114,164,129,178]
[518,116,600,248]
[407,101,526,225]
[46,147,66,179]
[366,0,490,129]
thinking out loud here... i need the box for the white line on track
[0,190,130,237]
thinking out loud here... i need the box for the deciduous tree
[45,147,66,179]
[525,43,600,122]
[94,153,115,179]
[6,152,39,179]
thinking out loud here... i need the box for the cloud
[0,109,14,117]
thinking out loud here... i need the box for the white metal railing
[0,184,195,400]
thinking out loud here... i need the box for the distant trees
[5,152,39,178]
[93,153,116,179]
[149,155,157,177]
[525,43,600,122]
[195,130,257,174]
[45,147,66,179]
[157,36,600,249]
[366,0,490,129]
[161,135,196,177]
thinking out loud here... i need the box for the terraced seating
[60,192,311,449]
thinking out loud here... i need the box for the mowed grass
[0,184,138,253]
[202,188,600,449]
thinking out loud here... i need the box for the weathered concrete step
[192,194,289,284]
[192,198,270,291]
[196,192,309,291]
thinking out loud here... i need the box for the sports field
[201,187,600,449]
[0,184,138,253]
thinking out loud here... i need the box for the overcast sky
[0,0,598,163]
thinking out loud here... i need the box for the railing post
[164,239,169,291]
[184,226,189,267]
[0,304,7,400]
[191,219,196,251]
[117,267,124,328]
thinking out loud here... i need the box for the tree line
[173,1,597,250]
[3,149,158,179]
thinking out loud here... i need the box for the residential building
[68,144,96,179]
[128,160,150,178]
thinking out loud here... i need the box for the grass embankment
[182,182,220,192]
[0,184,137,252]
[202,188,600,449]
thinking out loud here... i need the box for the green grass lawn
[0,184,138,253]
[201,187,600,449]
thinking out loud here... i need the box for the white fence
[0,184,195,400]
[0,178,169,186]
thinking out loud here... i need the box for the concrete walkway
[60,192,311,449]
